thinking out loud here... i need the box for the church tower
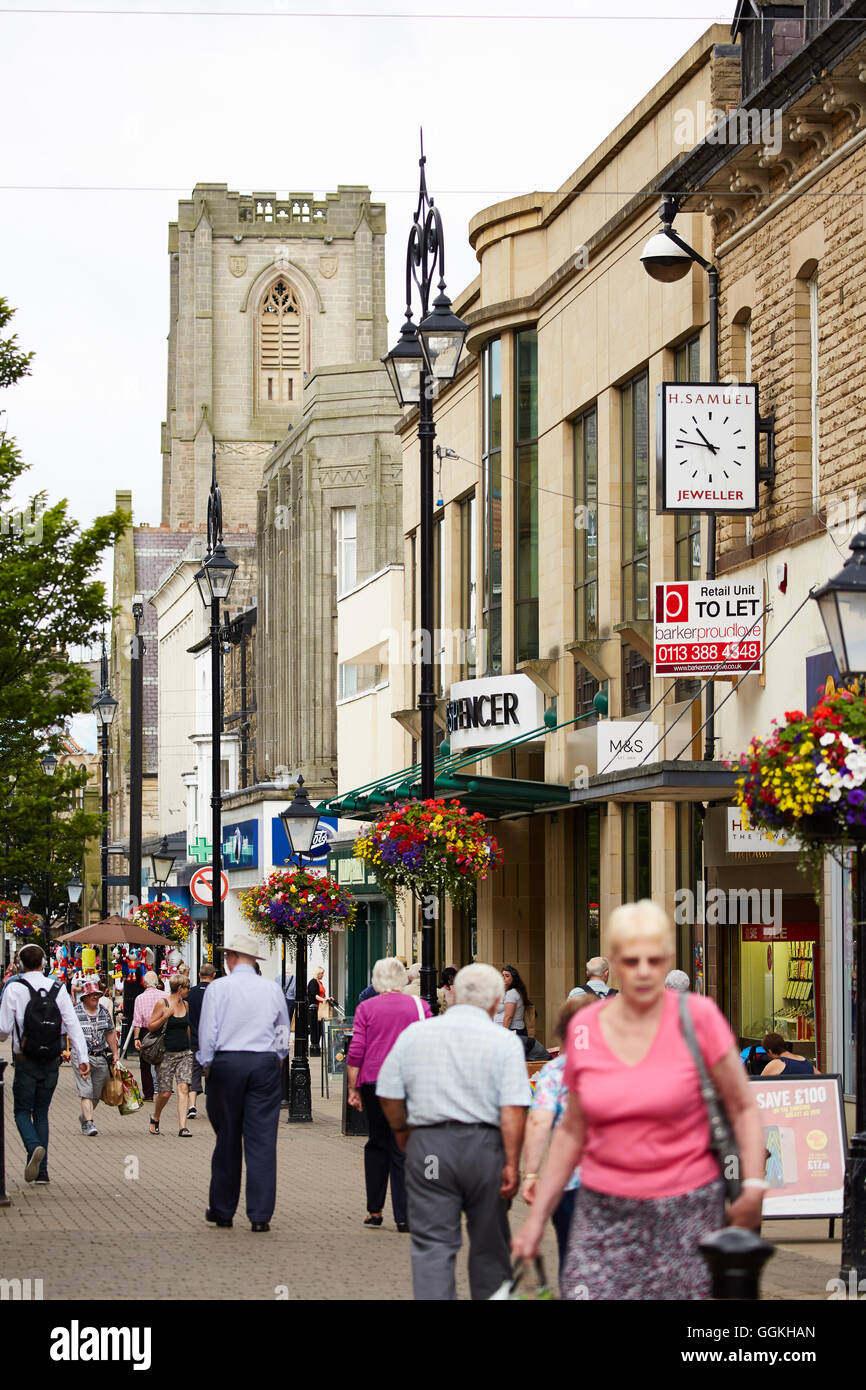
[161,183,388,533]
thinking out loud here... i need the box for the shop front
[328,841,395,1007]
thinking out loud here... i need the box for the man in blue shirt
[197,934,290,1232]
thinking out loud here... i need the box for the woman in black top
[147,977,194,1136]
[760,1032,815,1078]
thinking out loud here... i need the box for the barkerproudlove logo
[49,1322,152,1371]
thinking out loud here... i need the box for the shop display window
[740,925,818,1065]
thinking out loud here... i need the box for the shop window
[574,405,598,641]
[481,339,502,674]
[739,926,818,1067]
[622,642,651,714]
[622,802,651,902]
[676,803,702,977]
[515,329,539,662]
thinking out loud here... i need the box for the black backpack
[13,978,64,1063]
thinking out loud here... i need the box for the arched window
[258,279,302,406]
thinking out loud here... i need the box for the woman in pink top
[512,901,766,1300]
[346,957,432,1232]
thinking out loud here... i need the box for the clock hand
[694,427,718,455]
[677,438,716,450]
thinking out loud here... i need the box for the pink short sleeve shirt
[563,988,736,1199]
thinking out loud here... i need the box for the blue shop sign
[272,814,337,867]
[144,887,192,911]
[222,818,259,871]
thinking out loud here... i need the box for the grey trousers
[404,1123,511,1301]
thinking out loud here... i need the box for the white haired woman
[512,901,767,1300]
[346,957,432,1231]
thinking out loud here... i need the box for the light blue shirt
[376,1004,532,1127]
[196,963,290,1068]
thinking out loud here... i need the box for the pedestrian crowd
[0,900,783,1299]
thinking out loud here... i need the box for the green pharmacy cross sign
[187,837,213,864]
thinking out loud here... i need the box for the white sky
[0,0,731,749]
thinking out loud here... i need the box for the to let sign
[654,579,765,677]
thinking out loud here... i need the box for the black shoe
[35,1173,50,1185]
[396,1221,410,1233]
[205,1209,233,1228]
[250,1222,270,1233]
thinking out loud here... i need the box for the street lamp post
[92,637,119,921]
[280,776,322,1124]
[40,751,57,952]
[641,195,719,761]
[66,873,82,931]
[195,442,237,977]
[130,596,145,919]
[382,141,468,1015]
[813,528,866,1283]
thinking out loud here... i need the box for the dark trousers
[405,1123,511,1301]
[139,1051,155,1102]
[206,1051,282,1224]
[12,1056,58,1177]
[360,1083,407,1223]
[551,1188,577,1275]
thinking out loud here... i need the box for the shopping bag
[116,1063,143,1115]
[488,1258,554,1301]
[101,1064,124,1108]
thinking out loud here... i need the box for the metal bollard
[0,1058,10,1207]
[699,1226,775,1299]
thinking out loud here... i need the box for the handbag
[139,1020,167,1068]
[101,1063,124,1108]
[116,1063,143,1115]
[678,993,742,1201]
[317,999,332,1023]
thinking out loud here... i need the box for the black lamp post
[92,639,119,921]
[641,195,720,761]
[280,775,321,1123]
[130,596,145,919]
[40,750,56,951]
[813,527,866,1283]
[382,141,468,1015]
[194,442,237,977]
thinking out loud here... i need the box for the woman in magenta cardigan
[347,957,432,1232]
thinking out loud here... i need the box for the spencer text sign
[654,580,764,677]
[656,382,759,514]
[446,674,545,753]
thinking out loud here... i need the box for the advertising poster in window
[749,1074,847,1218]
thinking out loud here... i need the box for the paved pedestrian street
[0,1047,843,1303]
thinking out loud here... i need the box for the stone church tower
[161,183,388,533]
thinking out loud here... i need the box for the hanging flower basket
[133,901,191,943]
[733,687,866,885]
[0,903,43,938]
[353,798,504,909]
[239,866,356,948]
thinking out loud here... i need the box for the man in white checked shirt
[377,962,531,1300]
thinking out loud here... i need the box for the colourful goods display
[734,687,866,880]
[239,866,356,946]
[133,900,191,942]
[353,798,504,909]
[0,902,43,938]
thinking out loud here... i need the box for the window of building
[335,507,357,597]
[482,339,502,674]
[460,493,477,680]
[220,758,231,793]
[337,663,382,700]
[574,660,601,726]
[810,269,820,509]
[259,279,302,407]
[574,406,598,641]
[622,802,651,902]
[515,329,539,663]
[621,370,650,622]
[622,642,651,714]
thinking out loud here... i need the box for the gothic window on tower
[258,279,302,407]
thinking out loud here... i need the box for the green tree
[0,298,129,906]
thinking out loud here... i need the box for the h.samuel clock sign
[445,674,545,753]
[656,382,759,513]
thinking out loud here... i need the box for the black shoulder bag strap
[678,992,742,1201]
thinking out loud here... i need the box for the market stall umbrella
[55,916,171,946]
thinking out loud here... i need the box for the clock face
[657,382,759,513]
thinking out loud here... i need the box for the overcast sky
[0,0,730,748]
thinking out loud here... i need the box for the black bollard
[0,1058,10,1207]
[699,1226,775,1299]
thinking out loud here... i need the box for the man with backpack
[0,943,89,1184]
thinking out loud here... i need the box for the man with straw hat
[196,933,290,1232]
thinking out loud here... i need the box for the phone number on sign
[655,641,762,666]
